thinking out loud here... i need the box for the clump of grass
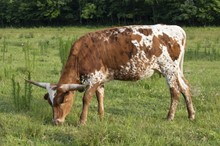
[185,27,220,61]
[1,37,13,64]
[185,41,220,61]
[58,36,78,69]
[22,41,36,71]
[22,41,31,69]
[1,37,8,62]
[11,72,32,111]
[4,66,13,79]
[7,54,13,64]
[38,40,49,55]
[18,32,34,39]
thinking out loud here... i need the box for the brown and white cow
[27,24,195,125]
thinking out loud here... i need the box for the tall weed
[11,72,32,111]
[58,36,78,69]
[22,41,36,71]
[38,40,49,55]
[22,41,31,70]
[1,37,8,62]
[185,41,220,61]
[185,27,220,61]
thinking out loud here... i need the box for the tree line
[1,0,220,27]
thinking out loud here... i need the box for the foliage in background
[0,0,220,27]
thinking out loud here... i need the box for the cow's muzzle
[52,118,64,125]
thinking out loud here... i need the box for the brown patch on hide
[95,27,139,70]
[131,33,142,42]
[151,36,163,57]
[140,35,163,59]
[76,35,102,74]
[138,28,153,36]
[158,33,181,61]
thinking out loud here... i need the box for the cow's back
[73,25,186,84]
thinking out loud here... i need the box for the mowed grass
[0,26,220,145]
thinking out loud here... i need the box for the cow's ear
[44,93,53,106]
[44,93,49,100]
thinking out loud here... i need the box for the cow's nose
[52,119,64,125]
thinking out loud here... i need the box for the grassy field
[0,26,220,145]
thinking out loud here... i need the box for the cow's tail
[179,50,184,77]
[179,26,187,77]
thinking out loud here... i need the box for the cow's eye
[59,95,65,104]
[60,92,69,104]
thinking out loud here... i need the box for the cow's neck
[58,55,80,84]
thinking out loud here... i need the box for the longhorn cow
[27,24,195,125]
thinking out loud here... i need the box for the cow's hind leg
[178,76,195,120]
[167,83,181,121]
[80,83,100,125]
[159,66,181,120]
[96,84,105,120]
[166,72,195,121]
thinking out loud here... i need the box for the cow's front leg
[80,83,99,125]
[96,84,105,120]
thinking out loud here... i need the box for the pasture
[0,26,220,145]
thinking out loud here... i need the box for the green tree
[0,0,220,26]
[36,0,66,20]
[0,0,8,26]
[81,3,97,19]
[195,0,220,25]
[177,0,197,25]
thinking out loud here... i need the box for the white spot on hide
[81,70,110,86]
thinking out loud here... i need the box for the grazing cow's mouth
[53,118,64,125]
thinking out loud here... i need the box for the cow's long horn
[25,79,50,89]
[60,84,87,92]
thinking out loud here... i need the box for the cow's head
[25,80,86,125]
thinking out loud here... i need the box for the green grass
[0,26,220,145]
[184,27,220,61]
